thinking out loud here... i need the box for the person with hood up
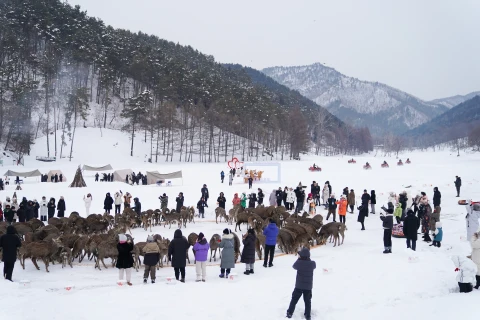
[348,189,355,213]
[217,192,226,209]
[0,225,21,281]
[159,193,168,211]
[47,198,56,219]
[248,193,257,208]
[32,199,39,219]
[116,234,134,286]
[240,192,247,209]
[466,202,480,241]
[263,219,279,267]
[241,228,256,275]
[257,188,264,206]
[403,210,420,251]
[431,221,443,247]
[294,184,306,214]
[26,200,35,221]
[276,187,283,207]
[168,229,190,282]
[142,235,160,284]
[219,228,235,278]
[357,202,368,230]
[57,196,66,218]
[380,207,394,253]
[193,232,210,282]
[451,255,477,293]
[124,192,132,208]
[83,194,92,216]
[232,193,241,206]
[114,191,123,214]
[40,196,48,221]
[342,187,349,197]
[455,176,462,197]
[336,195,348,224]
[220,170,225,183]
[269,189,277,206]
[286,247,316,320]
[470,232,480,289]
[433,187,441,215]
[18,197,27,222]
[175,192,184,212]
[393,202,403,224]
[370,190,376,214]
[286,188,295,211]
[326,193,337,222]
[361,190,370,206]
[104,193,114,214]
[201,184,209,207]
[322,184,330,208]
[133,197,141,216]
[4,205,14,225]
[197,197,206,218]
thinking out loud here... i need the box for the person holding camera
[380,206,394,254]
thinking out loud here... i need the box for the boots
[180,278,185,283]
[475,276,480,289]
[383,247,389,254]
[244,270,251,275]
[219,273,225,278]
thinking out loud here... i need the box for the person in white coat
[322,184,329,208]
[388,192,397,207]
[114,191,123,214]
[286,188,295,211]
[84,193,92,215]
[466,202,480,241]
[39,196,48,222]
[451,255,477,293]
[470,232,480,289]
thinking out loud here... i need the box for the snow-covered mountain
[428,91,480,109]
[262,63,450,135]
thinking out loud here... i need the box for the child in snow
[431,222,443,248]
[393,202,403,224]
[451,255,477,293]
[142,235,160,284]
[380,208,394,253]
[307,194,316,216]
[286,247,316,320]
[193,232,210,282]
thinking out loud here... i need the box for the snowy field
[1,128,480,320]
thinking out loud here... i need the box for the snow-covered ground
[1,128,480,320]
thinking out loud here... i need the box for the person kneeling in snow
[431,222,443,248]
[451,255,477,293]
[286,247,316,320]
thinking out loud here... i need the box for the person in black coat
[380,208,394,254]
[26,200,35,221]
[403,210,420,251]
[4,205,14,224]
[176,193,184,212]
[217,193,226,209]
[57,196,66,218]
[241,229,256,275]
[201,184,209,207]
[168,229,190,282]
[325,181,332,196]
[133,197,141,215]
[32,199,40,219]
[95,173,99,182]
[59,174,63,182]
[257,189,264,205]
[248,177,253,189]
[104,193,113,214]
[357,204,368,230]
[286,247,316,320]
[361,190,370,205]
[116,234,134,285]
[276,187,283,206]
[18,197,27,222]
[248,193,257,208]
[370,190,376,214]
[197,198,206,218]
[47,198,56,219]
[433,187,441,213]
[455,176,461,197]
[0,225,21,281]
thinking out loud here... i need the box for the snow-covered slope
[428,91,480,109]
[262,63,449,135]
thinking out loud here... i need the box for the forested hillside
[0,0,372,162]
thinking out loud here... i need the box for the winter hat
[223,228,230,235]
[298,247,310,258]
[407,209,414,216]
[269,218,275,223]
[147,235,154,242]
[163,193,166,196]
[198,232,205,241]
[118,234,127,243]
[340,194,345,198]
[387,208,394,214]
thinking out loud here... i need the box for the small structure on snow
[69,166,87,188]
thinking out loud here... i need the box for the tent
[46,170,67,182]
[146,171,183,185]
[4,169,42,177]
[82,164,113,171]
[113,169,134,183]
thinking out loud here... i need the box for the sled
[308,167,322,172]
[363,165,372,170]
[348,160,356,164]
[392,224,405,238]
[381,164,389,168]
[406,160,411,164]
[458,200,480,205]
[397,162,403,166]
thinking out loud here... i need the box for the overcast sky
[70,0,479,100]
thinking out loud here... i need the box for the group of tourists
[0,193,65,223]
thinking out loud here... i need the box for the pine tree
[69,166,87,188]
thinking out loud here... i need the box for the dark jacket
[168,229,190,268]
[361,193,370,205]
[293,248,316,290]
[33,201,40,218]
[26,202,35,221]
[176,196,184,212]
[455,177,462,188]
[143,243,160,266]
[201,187,209,200]
[57,199,66,212]
[116,242,134,269]
[133,200,141,215]
[4,208,14,223]
[276,190,283,201]
[47,199,56,216]
[343,188,349,197]
[370,191,376,204]
[197,199,206,213]
[403,212,420,240]
[104,194,114,210]
[248,194,257,208]
[263,222,279,246]
[18,199,28,222]
[0,226,21,263]
[433,189,441,207]
[357,205,368,223]
[240,233,256,264]
[399,193,407,211]
[313,185,321,196]
[327,197,337,210]
[295,188,305,202]
[380,213,394,229]
[217,196,226,209]
[258,191,264,205]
